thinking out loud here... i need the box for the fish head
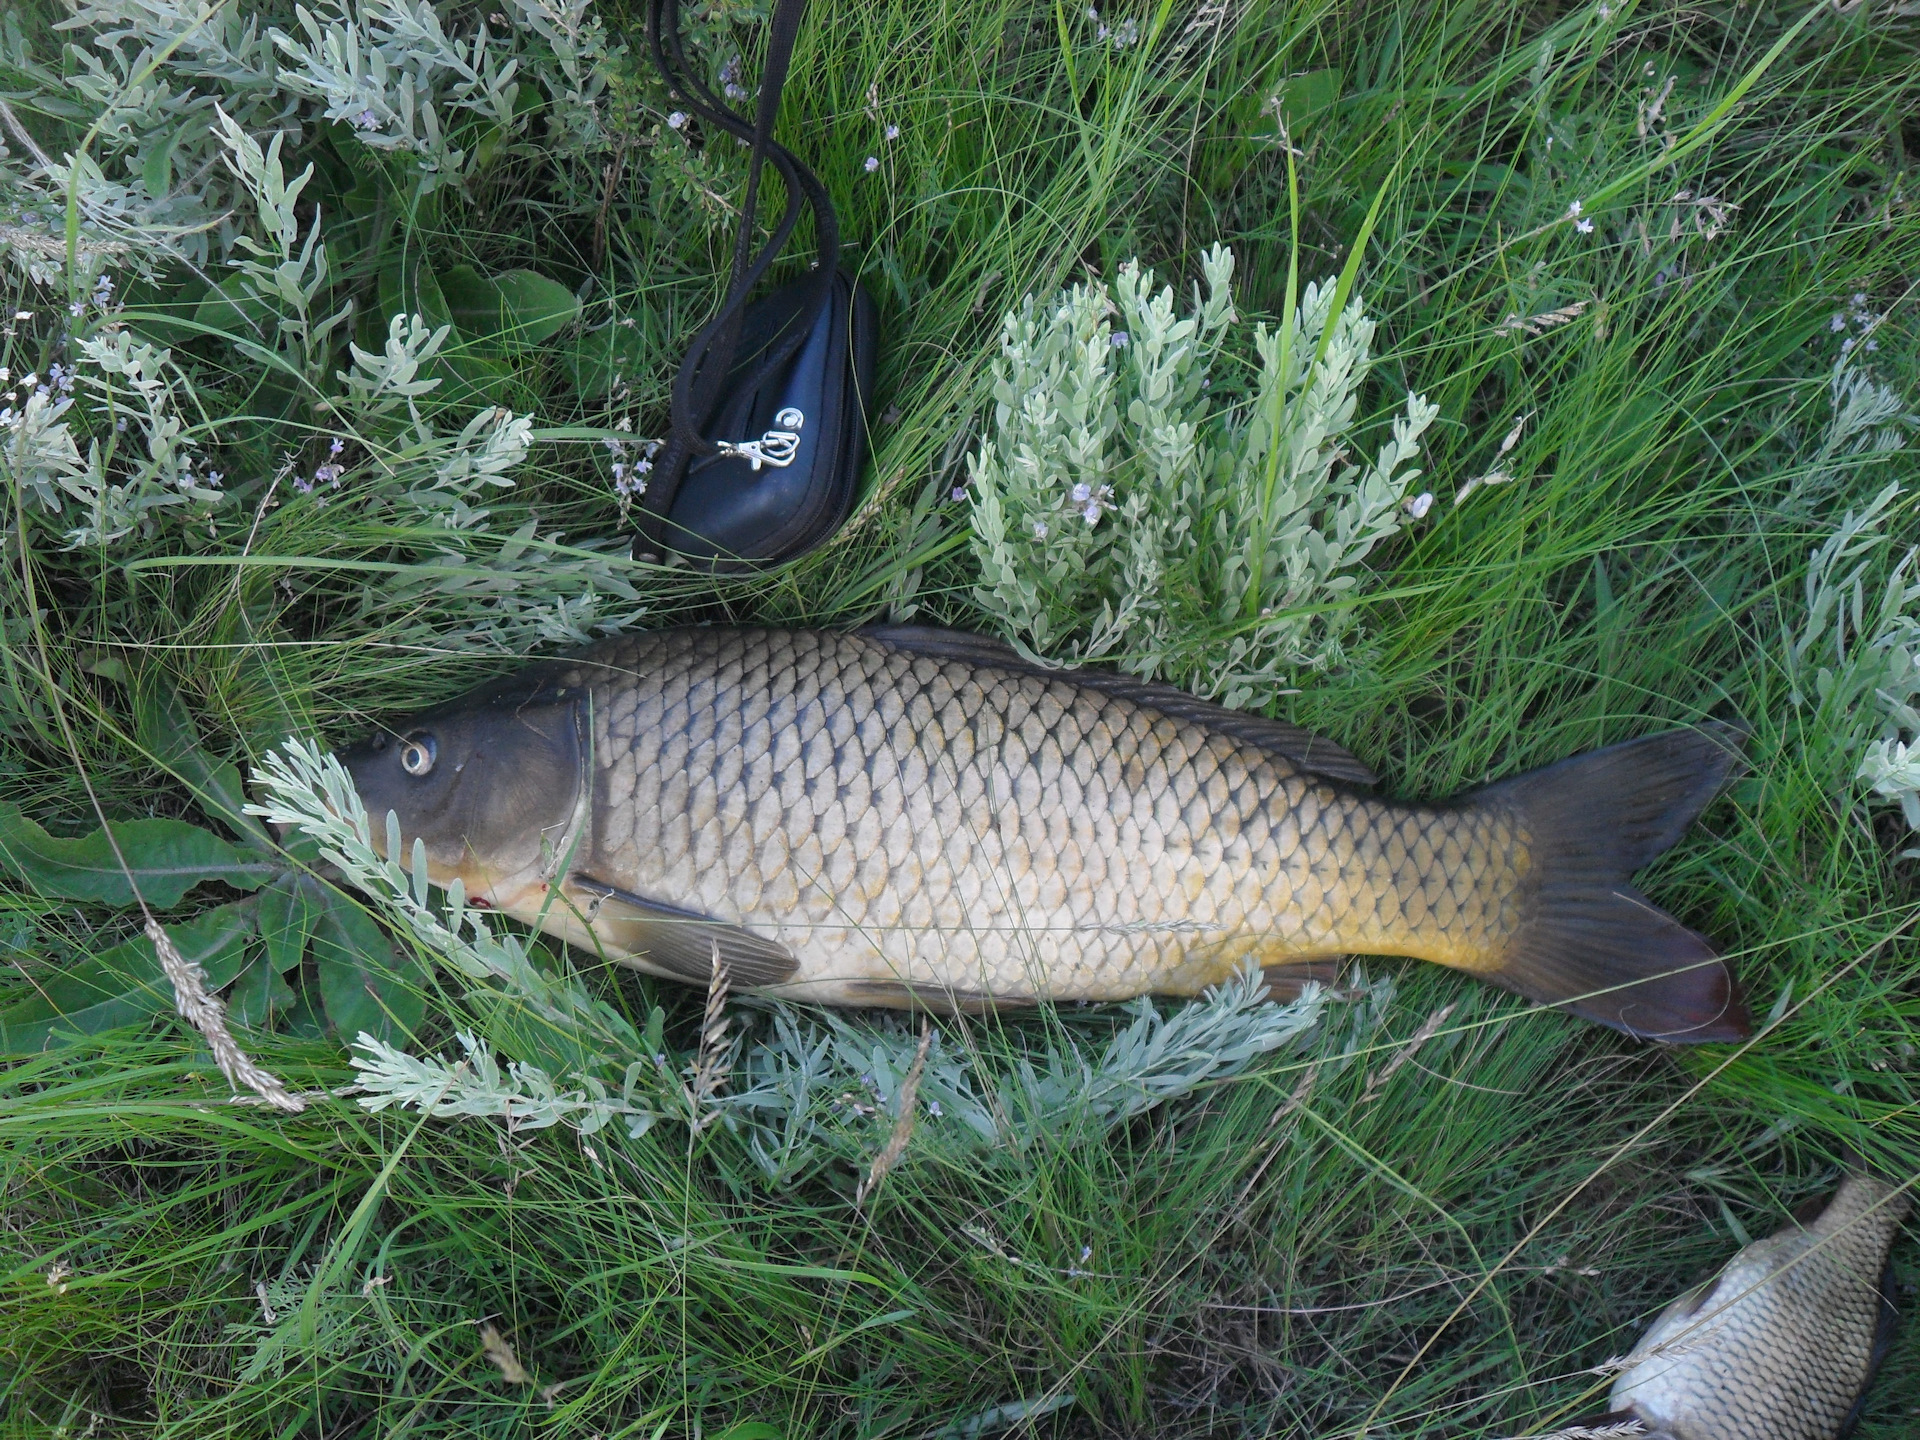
[339,669,587,909]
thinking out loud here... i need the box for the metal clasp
[717,406,805,471]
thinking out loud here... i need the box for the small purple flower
[1831,313,1848,332]
[354,109,381,132]
[951,486,968,502]
[1071,482,1093,503]
[884,123,900,141]
[1032,519,1049,540]
[328,437,345,456]
[667,111,687,130]
[1574,218,1594,234]
[1109,331,1129,349]
[864,155,879,173]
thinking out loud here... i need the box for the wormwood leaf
[0,900,257,1054]
[0,802,275,907]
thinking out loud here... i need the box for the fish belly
[576,629,1527,1004]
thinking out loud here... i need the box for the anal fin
[562,876,798,988]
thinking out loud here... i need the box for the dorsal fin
[860,624,1377,786]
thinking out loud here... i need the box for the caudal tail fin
[1471,724,1751,1043]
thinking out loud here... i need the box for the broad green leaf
[438,263,502,337]
[260,872,321,975]
[141,128,176,201]
[0,802,275,907]
[132,667,273,849]
[312,889,423,1044]
[0,900,257,1053]
[227,951,297,1030]
[1267,68,1342,131]
[491,269,580,343]
[375,254,453,336]
[194,272,276,338]
[563,321,647,398]
[442,265,579,344]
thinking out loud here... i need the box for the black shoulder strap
[636,0,838,556]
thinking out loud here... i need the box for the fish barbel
[341,625,1750,1040]
[1605,1173,1909,1439]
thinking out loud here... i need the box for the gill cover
[338,666,588,896]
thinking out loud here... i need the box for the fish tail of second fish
[1463,722,1753,1042]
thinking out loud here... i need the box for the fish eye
[400,733,437,777]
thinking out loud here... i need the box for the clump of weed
[966,245,1436,709]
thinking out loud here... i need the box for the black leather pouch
[631,0,877,571]
[649,269,876,570]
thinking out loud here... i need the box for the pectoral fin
[562,876,798,988]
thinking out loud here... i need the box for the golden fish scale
[562,629,1531,1003]
[1611,1176,1907,1440]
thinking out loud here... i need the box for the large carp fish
[341,626,1751,1042]
[1605,1172,1909,1440]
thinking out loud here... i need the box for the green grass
[5,0,1920,1435]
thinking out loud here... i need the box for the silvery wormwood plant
[10,0,620,274]
[1780,358,1920,842]
[966,244,1438,711]
[0,0,775,649]
[250,736,1364,1188]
